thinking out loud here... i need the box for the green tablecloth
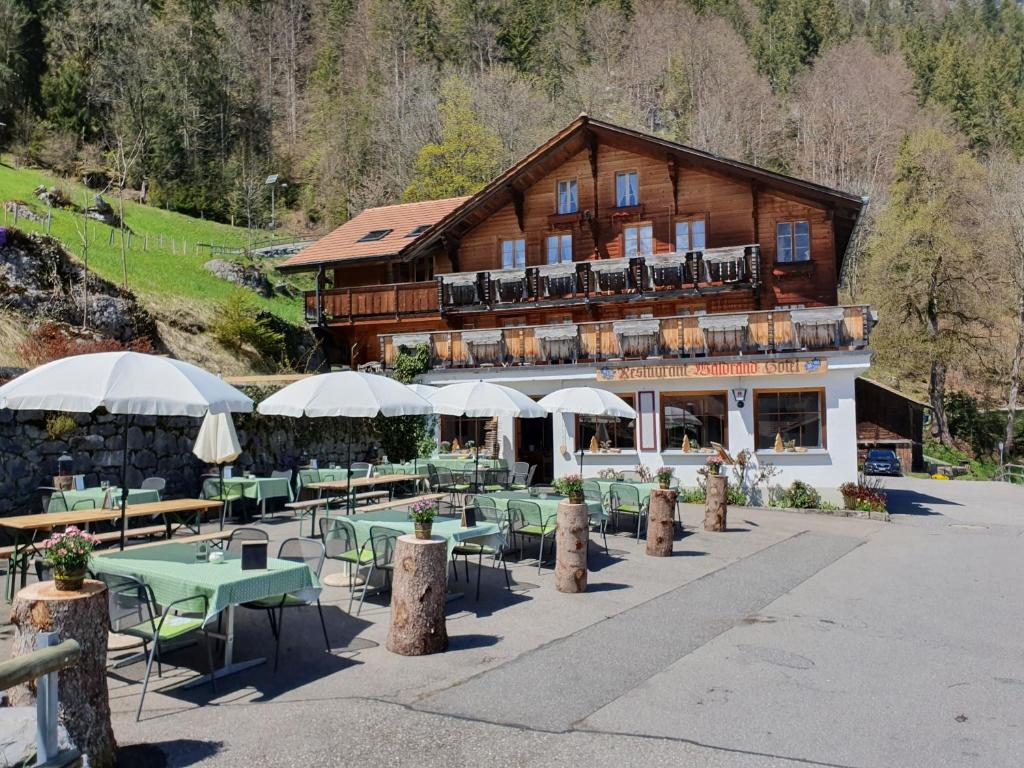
[592,480,661,505]
[90,542,319,620]
[346,509,501,556]
[412,458,507,472]
[295,468,363,494]
[48,487,160,512]
[216,476,294,503]
[481,491,605,521]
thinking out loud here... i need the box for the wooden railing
[304,280,438,323]
[305,245,760,324]
[379,304,871,369]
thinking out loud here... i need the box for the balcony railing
[379,304,871,370]
[305,245,760,324]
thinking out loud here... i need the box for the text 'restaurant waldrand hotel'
[279,116,871,493]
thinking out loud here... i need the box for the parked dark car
[864,448,902,476]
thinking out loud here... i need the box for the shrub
[838,481,887,513]
[45,412,77,440]
[19,322,153,367]
[211,290,285,361]
[678,487,706,504]
[727,485,749,506]
[777,480,821,509]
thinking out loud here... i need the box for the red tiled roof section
[280,196,469,270]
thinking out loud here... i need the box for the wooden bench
[93,530,230,555]
[91,525,178,545]
[351,493,447,515]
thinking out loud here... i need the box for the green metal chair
[609,482,649,542]
[507,499,557,574]
[353,526,401,616]
[450,500,511,600]
[201,477,244,530]
[96,572,216,721]
[582,480,610,552]
[320,516,373,595]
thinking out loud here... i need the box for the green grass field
[0,159,307,325]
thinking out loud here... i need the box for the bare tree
[110,130,145,289]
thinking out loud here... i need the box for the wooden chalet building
[279,116,872,491]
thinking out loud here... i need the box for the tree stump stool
[386,535,448,656]
[704,474,728,532]
[554,501,589,593]
[9,580,117,768]
[646,488,678,557]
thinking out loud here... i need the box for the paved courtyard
[3,477,1023,767]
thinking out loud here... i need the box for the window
[615,171,639,207]
[675,218,706,251]
[557,179,578,214]
[405,224,430,237]
[357,229,392,242]
[755,390,824,449]
[546,234,573,264]
[440,415,491,450]
[501,238,526,269]
[661,393,728,451]
[623,224,653,256]
[577,394,635,451]
[776,221,810,262]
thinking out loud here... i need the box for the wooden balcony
[379,304,872,370]
[304,245,760,324]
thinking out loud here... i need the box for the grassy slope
[0,160,305,325]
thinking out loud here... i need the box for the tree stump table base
[555,502,589,593]
[646,488,678,556]
[386,535,448,656]
[704,474,728,532]
[9,580,117,768]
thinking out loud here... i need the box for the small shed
[855,377,927,472]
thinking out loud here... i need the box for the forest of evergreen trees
[2,0,1024,456]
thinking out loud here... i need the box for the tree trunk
[554,501,589,593]
[8,580,117,768]
[1005,288,1024,456]
[646,489,677,557]
[704,474,728,532]
[386,535,448,656]
[926,255,952,444]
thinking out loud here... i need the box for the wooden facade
[283,116,865,367]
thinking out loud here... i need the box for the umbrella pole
[119,414,130,550]
[218,464,225,531]
[346,433,353,515]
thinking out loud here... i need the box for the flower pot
[53,568,86,591]
[413,522,433,539]
[843,494,857,511]
[659,481,670,490]
[568,494,584,505]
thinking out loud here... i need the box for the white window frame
[501,238,526,269]
[675,218,706,251]
[615,171,639,207]
[557,179,578,215]
[776,221,810,263]
[546,234,573,264]
[623,224,653,257]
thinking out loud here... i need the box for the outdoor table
[47,486,161,513]
[415,457,506,472]
[346,509,502,558]
[482,490,605,522]
[0,498,221,600]
[90,540,319,684]
[591,480,661,505]
[295,468,357,495]
[307,473,427,496]
[211,476,295,517]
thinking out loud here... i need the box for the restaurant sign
[596,358,827,382]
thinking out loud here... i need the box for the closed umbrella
[427,381,546,488]
[0,351,253,548]
[537,387,636,473]
[193,412,243,524]
[257,371,432,511]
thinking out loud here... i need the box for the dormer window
[357,228,392,242]
[405,224,430,237]
[557,179,578,214]
[615,171,639,207]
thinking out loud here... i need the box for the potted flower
[409,499,438,539]
[553,473,585,504]
[655,466,675,490]
[704,455,724,476]
[634,465,653,482]
[39,526,100,591]
[439,440,451,454]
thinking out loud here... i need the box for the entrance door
[516,411,554,484]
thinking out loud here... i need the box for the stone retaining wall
[0,409,375,517]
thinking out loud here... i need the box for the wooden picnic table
[305,473,426,492]
[1,498,221,601]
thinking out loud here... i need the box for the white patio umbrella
[193,412,243,519]
[257,371,432,510]
[427,381,546,485]
[0,351,253,547]
[537,387,636,473]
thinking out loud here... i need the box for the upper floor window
[623,224,653,256]
[776,221,810,262]
[676,218,706,252]
[557,179,578,214]
[547,234,573,264]
[501,238,526,269]
[615,171,639,207]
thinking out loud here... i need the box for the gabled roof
[278,196,468,272]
